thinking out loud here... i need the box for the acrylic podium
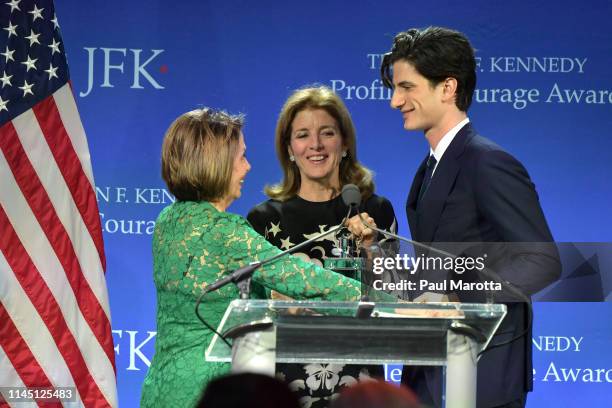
[206,300,506,408]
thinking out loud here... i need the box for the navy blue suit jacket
[404,123,560,407]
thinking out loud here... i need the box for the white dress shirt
[430,117,470,175]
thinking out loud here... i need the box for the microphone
[341,184,361,208]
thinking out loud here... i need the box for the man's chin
[404,121,420,131]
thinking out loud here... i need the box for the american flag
[0,1,117,407]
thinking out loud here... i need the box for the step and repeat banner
[56,0,611,406]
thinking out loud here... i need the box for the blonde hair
[265,86,374,201]
[161,108,243,202]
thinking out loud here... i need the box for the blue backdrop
[56,0,612,406]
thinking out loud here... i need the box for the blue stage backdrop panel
[53,0,612,406]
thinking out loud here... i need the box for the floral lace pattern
[140,201,362,407]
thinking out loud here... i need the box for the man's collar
[429,117,470,162]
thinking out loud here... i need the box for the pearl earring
[289,155,295,162]
[342,151,347,158]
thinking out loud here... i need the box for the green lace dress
[140,201,363,408]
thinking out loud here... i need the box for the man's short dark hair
[381,26,477,111]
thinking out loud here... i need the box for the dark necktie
[417,155,437,204]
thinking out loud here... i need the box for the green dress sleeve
[214,212,363,302]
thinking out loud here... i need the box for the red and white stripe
[0,83,117,408]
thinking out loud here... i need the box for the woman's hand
[345,212,377,247]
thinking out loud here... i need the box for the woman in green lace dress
[140,108,365,408]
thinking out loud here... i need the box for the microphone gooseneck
[203,196,357,297]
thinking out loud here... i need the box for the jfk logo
[80,47,166,97]
[113,329,157,371]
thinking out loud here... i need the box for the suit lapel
[406,156,427,240]
[416,123,475,242]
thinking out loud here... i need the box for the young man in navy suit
[380,27,560,408]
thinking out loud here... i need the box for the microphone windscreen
[341,184,361,207]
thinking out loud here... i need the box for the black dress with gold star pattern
[248,194,396,267]
[247,193,397,408]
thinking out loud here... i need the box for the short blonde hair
[265,86,374,201]
[161,108,243,202]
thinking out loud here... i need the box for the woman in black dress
[248,86,397,408]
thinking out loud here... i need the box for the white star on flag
[1,46,15,63]
[18,79,33,96]
[5,0,20,12]
[21,55,37,71]
[0,95,8,112]
[44,63,58,79]
[4,21,18,37]
[25,28,40,46]
[48,38,61,54]
[28,4,43,20]
[51,12,59,29]
[0,71,12,87]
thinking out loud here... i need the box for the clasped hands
[344,212,376,248]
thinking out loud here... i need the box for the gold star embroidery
[303,225,339,248]
[280,236,295,250]
[269,221,281,237]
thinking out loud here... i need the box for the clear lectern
[206,300,506,408]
